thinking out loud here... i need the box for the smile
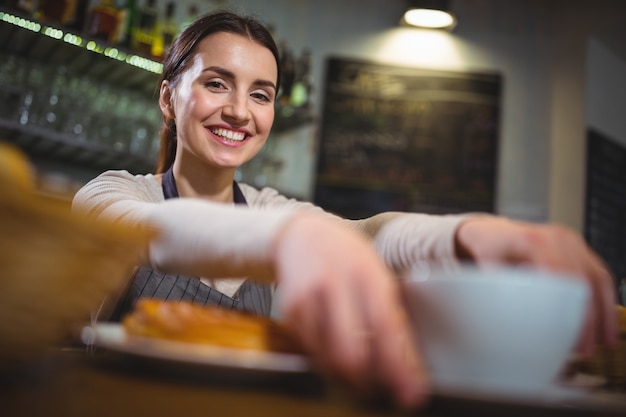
[210,127,247,142]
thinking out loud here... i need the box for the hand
[271,213,428,409]
[455,216,618,356]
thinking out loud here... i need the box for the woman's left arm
[353,210,617,355]
[252,186,618,354]
[349,211,470,272]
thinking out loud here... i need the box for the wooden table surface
[1,347,625,417]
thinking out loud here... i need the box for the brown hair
[154,10,281,174]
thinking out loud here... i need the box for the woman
[72,10,617,408]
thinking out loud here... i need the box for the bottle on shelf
[63,0,89,33]
[131,0,158,57]
[151,1,177,59]
[34,0,69,25]
[278,41,296,106]
[291,48,312,108]
[7,0,38,16]
[85,0,120,44]
[114,0,137,48]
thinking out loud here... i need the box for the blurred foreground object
[0,142,36,193]
[402,265,589,397]
[0,142,153,367]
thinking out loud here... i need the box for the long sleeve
[352,212,469,274]
[71,171,298,282]
[145,198,297,281]
[240,184,472,274]
[72,170,473,284]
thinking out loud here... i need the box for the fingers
[273,213,427,408]
[365,295,429,408]
[300,275,371,393]
[575,298,598,357]
[520,225,618,353]
[581,255,618,348]
[535,227,618,352]
[457,218,618,354]
[282,271,428,409]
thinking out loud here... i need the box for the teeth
[211,128,245,141]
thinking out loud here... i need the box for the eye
[204,79,227,90]
[251,90,273,103]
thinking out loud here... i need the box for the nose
[222,92,250,123]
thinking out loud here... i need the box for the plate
[82,323,312,376]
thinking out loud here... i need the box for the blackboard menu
[313,57,501,219]
[584,129,626,287]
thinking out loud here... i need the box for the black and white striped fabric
[108,167,273,320]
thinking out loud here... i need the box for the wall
[547,0,626,231]
[587,39,626,147]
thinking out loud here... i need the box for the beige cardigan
[72,170,467,294]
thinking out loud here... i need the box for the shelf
[0,117,156,174]
[0,9,160,176]
[0,9,161,96]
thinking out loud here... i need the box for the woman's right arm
[71,171,299,282]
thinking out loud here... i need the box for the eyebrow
[202,65,277,91]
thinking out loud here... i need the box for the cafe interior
[1,0,626,416]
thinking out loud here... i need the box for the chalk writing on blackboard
[314,57,501,219]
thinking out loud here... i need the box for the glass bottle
[34,0,69,25]
[112,0,136,47]
[132,0,158,57]
[64,0,90,33]
[85,0,120,44]
[11,0,38,16]
[152,1,177,59]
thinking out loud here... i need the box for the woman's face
[162,32,277,170]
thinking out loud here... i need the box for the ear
[159,80,175,119]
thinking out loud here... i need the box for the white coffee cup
[402,265,589,397]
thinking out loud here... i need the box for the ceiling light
[402,0,456,30]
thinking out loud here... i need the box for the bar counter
[2,346,625,417]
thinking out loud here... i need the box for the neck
[171,158,237,204]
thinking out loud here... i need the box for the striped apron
[108,167,273,321]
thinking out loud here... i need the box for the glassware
[62,75,98,142]
[37,65,71,133]
[127,92,159,156]
[17,61,49,127]
[0,54,26,122]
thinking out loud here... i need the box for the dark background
[584,129,626,287]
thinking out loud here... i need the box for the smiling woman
[71,10,618,410]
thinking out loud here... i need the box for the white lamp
[402,0,457,30]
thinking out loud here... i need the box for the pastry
[123,299,303,354]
